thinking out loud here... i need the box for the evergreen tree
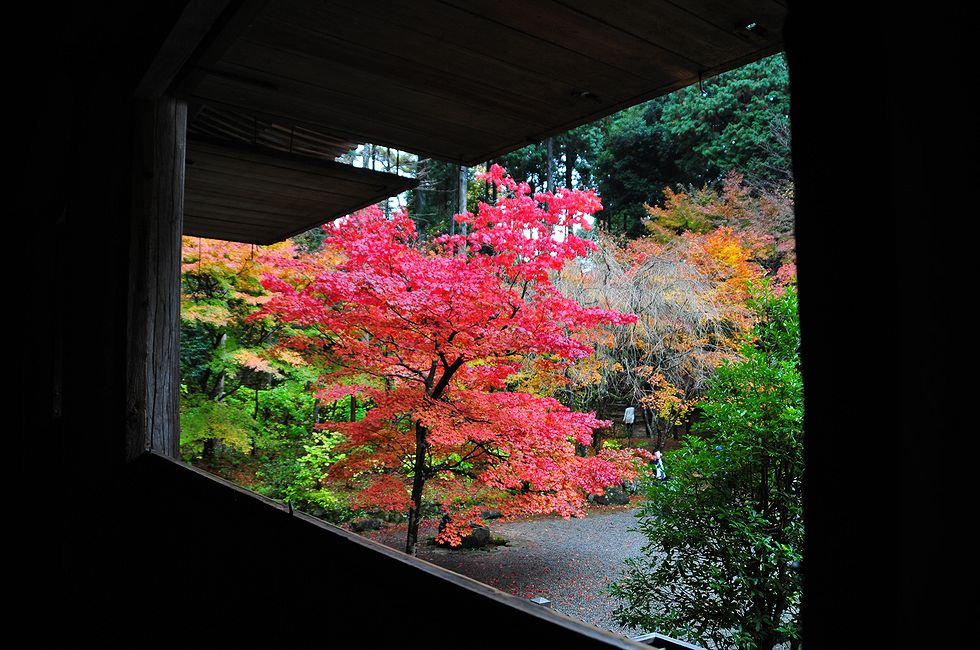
[658,54,791,186]
[594,101,678,236]
[596,54,791,236]
[407,158,461,236]
[612,284,803,650]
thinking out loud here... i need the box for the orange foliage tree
[554,173,794,448]
[179,236,326,460]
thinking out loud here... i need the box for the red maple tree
[257,165,649,555]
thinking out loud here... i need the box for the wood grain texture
[183,136,418,244]
[135,0,236,98]
[127,97,186,461]
[176,0,786,165]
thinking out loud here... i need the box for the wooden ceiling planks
[175,0,786,166]
[189,74,477,161]
[435,0,701,80]
[553,0,761,63]
[188,105,355,160]
[217,41,524,140]
[171,0,785,242]
[247,15,558,124]
[182,136,418,245]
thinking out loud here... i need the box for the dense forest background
[408,54,789,237]
[179,53,794,527]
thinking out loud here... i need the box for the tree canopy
[611,285,803,650]
[256,166,650,554]
[595,54,790,235]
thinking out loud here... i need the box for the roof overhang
[140,0,786,243]
[184,135,417,244]
[164,0,785,166]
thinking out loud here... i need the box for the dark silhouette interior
[14,2,960,645]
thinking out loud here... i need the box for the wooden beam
[186,136,413,190]
[123,451,653,648]
[173,0,275,97]
[183,136,417,244]
[127,97,187,460]
[174,0,784,165]
[135,0,235,99]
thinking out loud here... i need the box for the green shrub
[179,395,257,460]
[612,285,802,650]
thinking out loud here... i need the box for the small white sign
[623,406,635,424]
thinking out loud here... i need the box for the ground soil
[358,500,651,638]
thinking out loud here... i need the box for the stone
[437,516,493,549]
[480,509,502,520]
[438,513,453,532]
[381,510,405,523]
[461,524,492,549]
[350,517,384,533]
[593,485,629,506]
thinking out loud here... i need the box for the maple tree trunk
[655,420,668,451]
[405,422,429,556]
[642,407,654,438]
[591,428,604,455]
[251,380,266,449]
[214,333,227,399]
[199,368,212,395]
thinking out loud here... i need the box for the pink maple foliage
[256,166,649,554]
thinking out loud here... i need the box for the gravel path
[359,506,648,636]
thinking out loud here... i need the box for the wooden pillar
[126,96,186,461]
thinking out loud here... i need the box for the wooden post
[126,96,187,461]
